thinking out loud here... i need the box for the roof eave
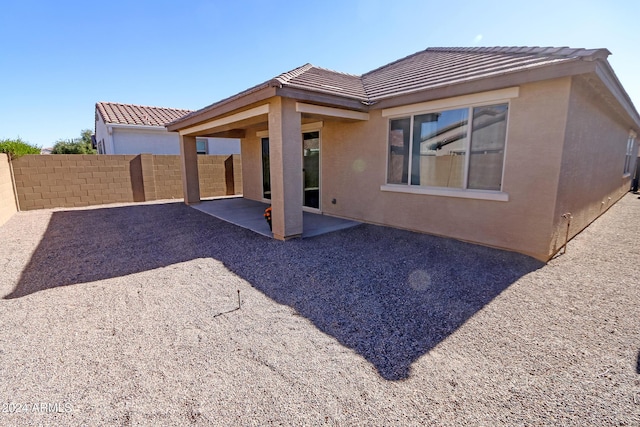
[275,87,369,111]
[167,85,277,132]
[107,123,169,131]
[594,60,640,128]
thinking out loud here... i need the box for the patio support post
[179,134,200,205]
[268,97,303,239]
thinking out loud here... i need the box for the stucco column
[268,97,303,240]
[179,135,200,205]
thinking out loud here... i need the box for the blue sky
[1,0,638,148]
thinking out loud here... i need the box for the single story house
[95,102,240,155]
[166,46,640,261]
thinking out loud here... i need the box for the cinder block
[56,191,73,198]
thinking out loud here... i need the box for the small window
[624,134,635,175]
[196,138,208,155]
[387,103,508,191]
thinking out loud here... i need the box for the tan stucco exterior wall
[241,130,265,203]
[0,153,18,227]
[318,78,573,261]
[235,77,634,261]
[549,76,638,253]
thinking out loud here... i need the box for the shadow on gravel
[6,203,543,380]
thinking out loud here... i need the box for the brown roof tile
[361,46,610,101]
[168,46,614,127]
[277,65,367,100]
[96,102,192,127]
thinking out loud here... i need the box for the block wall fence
[8,154,242,211]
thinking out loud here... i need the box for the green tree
[52,129,96,154]
[0,137,41,159]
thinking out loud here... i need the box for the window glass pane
[467,104,508,190]
[196,139,207,154]
[412,108,468,188]
[388,118,410,184]
[303,132,320,209]
[261,138,271,199]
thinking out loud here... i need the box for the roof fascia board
[295,103,370,120]
[108,123,169,131]
[594,61,640,128]
[372,60,596,110]
[167,86,277,131]
[275,87,368,111]
[178,104,270,136]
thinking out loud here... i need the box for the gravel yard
[0,194,639,426]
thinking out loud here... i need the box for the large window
[387,103,509,191]
[624,134,635,175]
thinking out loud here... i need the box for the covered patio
[193,197,360,238]
[166,66,370,241]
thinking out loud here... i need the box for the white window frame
[623,132,636,176]
[196,138,208,155]
[380,87,518,202]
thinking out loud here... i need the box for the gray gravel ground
[0,194,639,426]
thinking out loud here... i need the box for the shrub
[51,129,96,154]
[51,140,95,154]
[0,137,41,159]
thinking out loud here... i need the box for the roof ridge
[425,46,610,60]
[310,65,361,78]
[272,63,315,85]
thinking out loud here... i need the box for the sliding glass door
[303,131,320,209]
[261,131,321,210]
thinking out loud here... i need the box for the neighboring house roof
[96,102,192,127]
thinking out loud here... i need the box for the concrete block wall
[11,154,242,211]
[198,155,243,197]
[0,153,18,226]
[13,154,137,210]
[153,155,184,200]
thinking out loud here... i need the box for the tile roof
[275,46,610,103]
[96,102,192,127]
[168,46,616,128]
[274,64,367,100]
[361,47,610,101]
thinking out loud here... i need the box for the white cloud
[473,34,483,44]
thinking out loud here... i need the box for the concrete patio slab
[192,197,361,238]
